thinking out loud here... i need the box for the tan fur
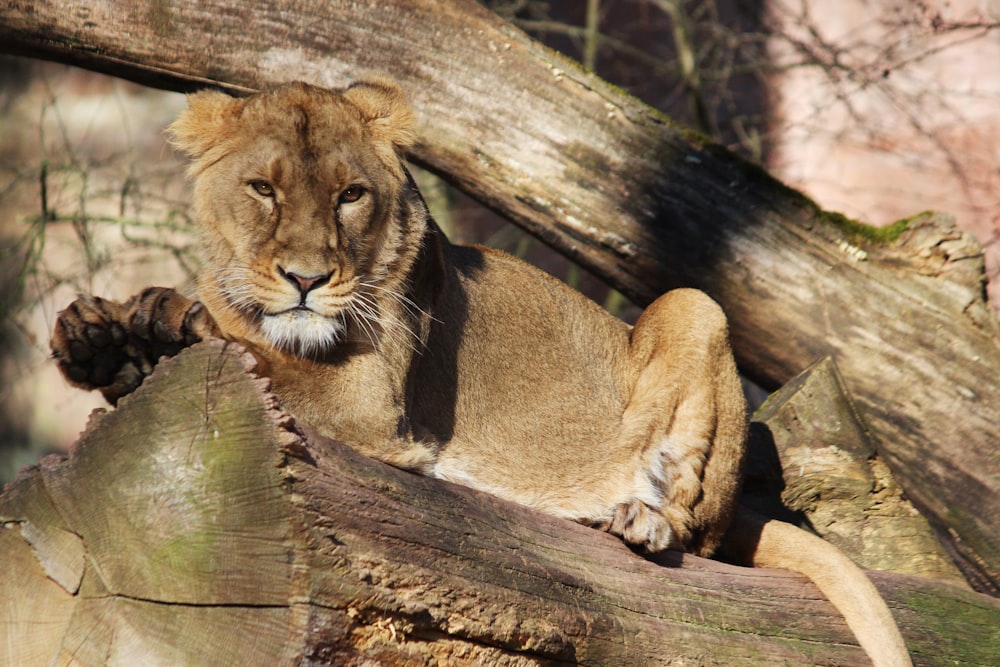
[52,79,910,665]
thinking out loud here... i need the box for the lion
[51,78,910,666]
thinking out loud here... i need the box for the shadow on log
[2,341,998,666]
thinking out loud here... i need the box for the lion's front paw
[122,287,219,351]
[52,288,221,405]
[52,295,145,404]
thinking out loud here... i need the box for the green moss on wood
[678,127,717,147]
[821,210,910,245]
[677,129,916,248]
[894,585,1000,664]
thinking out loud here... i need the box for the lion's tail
[724,508,913,667]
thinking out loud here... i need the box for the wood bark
[744,357,967,586]
[2,342,999,666]
[1,0,998,591]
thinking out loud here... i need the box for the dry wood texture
[1,0,998,591]
[744,357,967,586]
[2,342,999,666]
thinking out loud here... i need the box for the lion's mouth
[259,308,345,356]
[267,304,318,316]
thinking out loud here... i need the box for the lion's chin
[260,309,344,357]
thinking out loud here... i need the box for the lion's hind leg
[608,290,911,666]
[601,288,748,556]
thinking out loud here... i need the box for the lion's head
[168,77,426,357]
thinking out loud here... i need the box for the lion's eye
[339,185,366,204]
[250,181,275,197]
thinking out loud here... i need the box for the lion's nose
[279,266,332,299]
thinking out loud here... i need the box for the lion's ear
[167,89,243,159]
[343,74,416,150]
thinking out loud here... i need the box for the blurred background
[1,0,997,482]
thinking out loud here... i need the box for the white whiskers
[201,262,431,358]
[208,265,261,314]
[351,278,434,352]
[348,291,415,351]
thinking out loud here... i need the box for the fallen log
[2,342,998,666]
[1,0,998,591]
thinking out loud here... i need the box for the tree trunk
[1,0,998,592]
[2,342,998,667]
